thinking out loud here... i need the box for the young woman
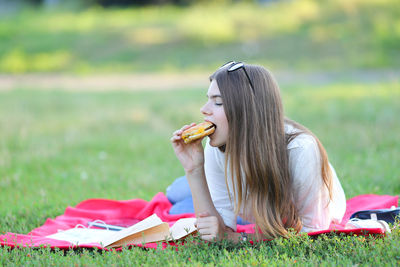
[170,61,346,242]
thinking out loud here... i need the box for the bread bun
[182,122,215,144]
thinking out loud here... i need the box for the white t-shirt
[204,124,346,232]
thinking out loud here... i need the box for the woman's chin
[208,137,217,147]
[208,137,225,148]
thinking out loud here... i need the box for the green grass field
[1,77,399,265]
[1,0,400,265]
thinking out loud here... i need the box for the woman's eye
[215,102,223,106]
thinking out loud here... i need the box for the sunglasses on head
[220,61,254,92]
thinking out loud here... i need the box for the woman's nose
[200,102,211,115]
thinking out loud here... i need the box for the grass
[1,77,399,265]
[1,233,400,266]
[0,0,399,73]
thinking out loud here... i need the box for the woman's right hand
[171,123,205,173]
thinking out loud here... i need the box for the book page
[46,228,115,245]
[108,218,197,247]
[169,218,197,240]
[102,214,166,247]
[106,222,170,248]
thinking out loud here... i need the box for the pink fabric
[1,193,398,250]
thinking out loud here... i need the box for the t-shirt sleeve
[204,141,237,231]
[289,135,340,232]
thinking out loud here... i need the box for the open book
[46,214,197,248]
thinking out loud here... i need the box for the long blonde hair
[210,63,333,238]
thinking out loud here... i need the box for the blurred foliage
[0,0,399,73]
[8,0,253,8]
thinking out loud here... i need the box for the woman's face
[200,79,229,147]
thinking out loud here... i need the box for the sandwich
[181,122,216,144]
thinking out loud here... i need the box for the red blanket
[1,193,398,250]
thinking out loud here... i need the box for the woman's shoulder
[285,124,317,151]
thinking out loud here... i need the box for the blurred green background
[0,0,399,233]
[1,0,399,73]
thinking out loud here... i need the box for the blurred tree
[25,0,41,4]
[81,0,250,6]
[8,0,257,7]
[97,0,170,6]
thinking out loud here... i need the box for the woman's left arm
[194,141,240,241]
